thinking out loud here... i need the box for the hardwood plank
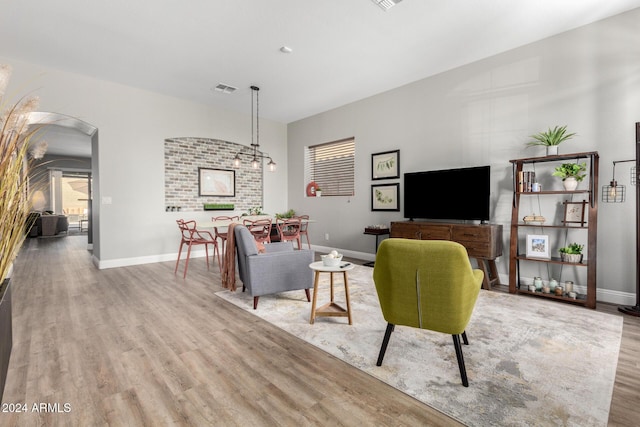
[4,236,638,426]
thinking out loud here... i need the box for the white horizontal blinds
[305,138,355,196]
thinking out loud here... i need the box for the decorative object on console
[526,125,576,156]
[315,186,322,197]
[371,149,400,180]
[231,86,276,172]
[371,183,399,211]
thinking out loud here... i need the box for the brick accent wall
[164,137,263,212]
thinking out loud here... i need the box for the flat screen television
[404,165,490,221]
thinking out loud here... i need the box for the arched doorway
[27,112,100,256]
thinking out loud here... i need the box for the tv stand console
[390,221,503,290]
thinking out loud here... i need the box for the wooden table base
[310,270,352,325]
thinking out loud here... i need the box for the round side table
[308,261,355,325]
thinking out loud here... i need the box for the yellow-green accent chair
[373,238,484,387]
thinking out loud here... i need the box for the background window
[304,138,355,196]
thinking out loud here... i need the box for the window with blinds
[304,138,355,197]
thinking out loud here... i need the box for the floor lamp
[617,122,640,316]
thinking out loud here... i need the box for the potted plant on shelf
[526,125,576,156]
[315,186,322,197]
[559,243,584,263]
[552,162,587,191]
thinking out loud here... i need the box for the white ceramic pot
[563,177,578,191]
[546,146,559,156]
[315,191,322,197]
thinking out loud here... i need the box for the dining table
[199,215,315,230]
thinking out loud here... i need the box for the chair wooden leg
[253,296,259,310]
[452,334,469,387]
[304,288,310,302]
[213,242,222,272]
[462,330,469,345]
[376,323,395,366]
[174,241,184,275]
[183,244,193,279]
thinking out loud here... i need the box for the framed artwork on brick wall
[199,168,235,197]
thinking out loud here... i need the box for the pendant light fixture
[232,86,276,172]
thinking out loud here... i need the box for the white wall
[2,57,289,265]
[288,9,640,303]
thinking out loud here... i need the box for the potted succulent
[315,186,322,197]
[526,125,576,156]
[552,162,587,191]
[559,242,584,263]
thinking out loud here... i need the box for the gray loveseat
[234,224,314,309]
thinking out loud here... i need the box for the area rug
[216,265,623,426]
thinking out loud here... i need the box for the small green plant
[275,209,296,219]
[247,206,264,215]
[559,243,583,255]
[527,125,576,147]
[552,162,587,181]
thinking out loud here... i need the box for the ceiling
[2,0,640,126]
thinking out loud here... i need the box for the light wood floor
[2,236,639,426]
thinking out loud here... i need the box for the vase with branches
[0,64,47,285]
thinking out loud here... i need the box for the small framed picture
[372,150,400,180]
[372,183,400,211]
[563,200,587,226]
[199,168,235,197]
[526,234,550,259]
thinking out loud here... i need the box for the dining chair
[212,215,239,260]
[295,215,311,249]
[276,217,302,250]
[243,218,272,244]
[174,219,220,278]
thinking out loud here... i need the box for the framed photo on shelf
[198,167,235,197]
[371,183,400,211]
[371,150,400,180]
[562,200,587,226]
[526,234,550,259]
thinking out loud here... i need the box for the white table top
[309,261,355,272]
[199,215,314,229]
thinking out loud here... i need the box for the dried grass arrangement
[0,64,47,284]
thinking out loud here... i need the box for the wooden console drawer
[454,240,491,258]
[452,226,492,241]
[390,223,451,240]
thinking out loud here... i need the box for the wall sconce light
[602,160,634,203]
[232,86,277,172]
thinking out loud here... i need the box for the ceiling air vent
[371,0,403,11]
[213,83,237,94]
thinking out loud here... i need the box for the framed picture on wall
[372,183,400,211]
[526,234,550,259]
[372,150,400,180]
[199,168,235,197]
